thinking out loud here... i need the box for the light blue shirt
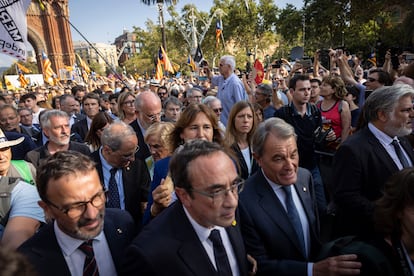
[54,222,116,276]
[212,73,248,126]
[99,147,126,209]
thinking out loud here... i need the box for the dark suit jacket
[18,208,136,276]
[71,118,88,141]
[129,119,151,161]
[24,142,91,169]
[121,201,249,276]
[5,131,37,160]
[239,168,320,276]
[231,143,259,180]
[90,150,150,227]
[72,113,86,125]
[331,127,414,237]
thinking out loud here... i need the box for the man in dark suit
[71,93,101,141]
[130,91,162,161]
[239,118,361,275]
[332,84,414,238]
[18,151,136,276]
[90,121,150,227]
[59,94,85,128]
[122,140,254,276]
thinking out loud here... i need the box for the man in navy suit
[130,91,162,162]
[332,84,414,238]
[122,140,254,276]
[71,93,101,141]
[18,151,136,276]
[239,118,361,275]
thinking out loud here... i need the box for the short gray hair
[100,121,136,151]
[363,84,414,123]
[221,55,236,71]
[41,110,69,129]
[252,117,297,157]
[203,96,221,107]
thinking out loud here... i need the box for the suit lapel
[365,128,399,172]
[254,171,306,256]
[226,224,248,276]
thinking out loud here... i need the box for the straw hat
[0,129,24,149]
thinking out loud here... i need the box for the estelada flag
[215,19,222,48]
[158,46,174,73]
[187,55,196,71]
[42,51,56,85]
[155,58,163,80]
[254,59,264,84]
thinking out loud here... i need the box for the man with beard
[331,84,414,238]
[18,151,136,276]
[24,110,90,169]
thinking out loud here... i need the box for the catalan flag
[187,55,196,71]
[42,51,56,85]
[15,62,31,74]
[216,19,222,48]
[159,46,174,73]
[18,72,29,88]
[155,58,164,80]
[75,53,91,74]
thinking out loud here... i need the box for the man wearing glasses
[90,121,150,227]
[19,151,136,276]
[123,140,255,275]
[130,91,162,162]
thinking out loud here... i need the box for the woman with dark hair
[224,101,258,179]
[318,75,352,146]
[252,102,264,123]
[374,168,414,275]
[84,111,114,152]
[143,103,223,224]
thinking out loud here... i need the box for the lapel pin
[126,166,130,171]
[117,228,123,234]
[232,220,237,226]
[302,186,307,192]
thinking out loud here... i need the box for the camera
[272,60,282,69]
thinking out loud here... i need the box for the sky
[0,0,304,67]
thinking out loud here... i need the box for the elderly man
[18,151,136,276]
[130,91,162,161]
[203,95,226,133]
[59,94,85,127]
[332,84,414,238]
[186,87,204,105]
[25,110,90,169]
[122,140,253,275]
[90,121,150,227]
[206,55,248,125]
[254,83,277,120]
[239,118,361,275]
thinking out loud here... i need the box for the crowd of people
[0,48,414,275]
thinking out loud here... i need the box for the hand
[313,254,361,276]
[325,129,337,142]
[247,254,257,275]
[151,178,173,216]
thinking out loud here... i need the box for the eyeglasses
[190,178,244,204]
[45,190,106,219]
[213,108,223,113]
[143,112,161,121]
[158,92,167,97]
[367,77,378,82]
[123,100,135,106]
[117,145,140,160]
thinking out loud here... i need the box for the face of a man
[44,116,70,146]
[18,110,33,126]
[23,98,36,109]
[40,170,105,240]
[110,99,119,116]
[75,91,85,103]
[164,103,181,122]
[60,97,79,116]
[0,147,12,176]
[310,81,320,102]
[137,97,162,130]
[255,135,299,186]
[187,90,203,104]
[177,151,239,228]
[103,134,138,168]
[218,59,231,78]
[383,95,414,137]
[83,98,100,119]
[254,88,268,107]
[157,88,168,103]
[0,108,20,131]
[292,80,311,106]
[365,72,383,91]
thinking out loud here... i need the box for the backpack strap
[0,177,21,226]
[10,160,35,185]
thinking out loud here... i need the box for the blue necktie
[391,139,411,169]
[209,229,232,276]
[78,240,99,276]
[282,185,306,256]
[107,168,120,208]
